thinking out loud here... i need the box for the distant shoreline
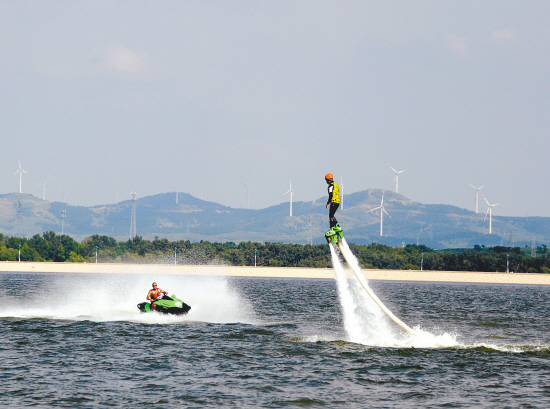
[1,262,549,285]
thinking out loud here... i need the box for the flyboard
[326,225,417,336]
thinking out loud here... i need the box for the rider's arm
[327,185,333,206]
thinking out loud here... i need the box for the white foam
[331,244,394,345]
[0,274,255,325]
[331,242,460,348]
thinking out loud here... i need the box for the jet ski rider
[147,282,168,310]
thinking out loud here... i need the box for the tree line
[1,232,549,273]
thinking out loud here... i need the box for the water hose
[335,241,417,335]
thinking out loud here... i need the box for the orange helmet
[325,173,334,180]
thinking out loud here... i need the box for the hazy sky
[1,1,549,216]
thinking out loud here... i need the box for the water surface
[0,272,548,407]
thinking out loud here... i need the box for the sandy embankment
[1,262,549,285]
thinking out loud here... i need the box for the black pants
[328,202,339,228]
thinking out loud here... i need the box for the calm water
[0,272,549,408]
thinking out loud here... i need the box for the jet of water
[330,242,458,348]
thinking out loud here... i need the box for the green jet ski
[137,294,191,315]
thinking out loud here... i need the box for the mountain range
[1,190,548,249]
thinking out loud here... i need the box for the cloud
[490,29,517,42]
[95,43,150,77]
[447,34,469,55]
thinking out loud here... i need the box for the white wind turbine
[483,195,500,234]
[37,176,52,200]
[388,164,408,193]
[12,159,29,194]
[368,191,391,236]
[282,180,295,217]
[468,183,486,214]
[340,175,344,210]
[62,185,68,204]
[241,181,250,209]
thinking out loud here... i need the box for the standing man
[325,173,341,233]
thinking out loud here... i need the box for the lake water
[0,271,549,408]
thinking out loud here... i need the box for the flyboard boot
[325,223,344,244]
[333,223,344,241]
[325,227,338,244]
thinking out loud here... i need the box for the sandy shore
[1,262,549,285]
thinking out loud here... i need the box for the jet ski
[137,294,191,315]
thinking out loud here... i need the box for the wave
[0,273,255,325]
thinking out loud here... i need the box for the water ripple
[0,274,549,407]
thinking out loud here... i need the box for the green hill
[0,190,548,249]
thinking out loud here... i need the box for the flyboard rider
[147,282,168,310]
[325,173,343,242]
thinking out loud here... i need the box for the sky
[1,1,549,216]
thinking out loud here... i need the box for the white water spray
[0,274,255,325]
[330,244,394,345]
[330,241,457,348]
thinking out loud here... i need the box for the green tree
[67,251,86,262]
[20,243,44,261]
[0,244,17,261]
[55,244,67,262]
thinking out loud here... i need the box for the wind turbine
[12,159,29,194]
[368,191,391,236]
[340,175,344,210]
[175,185,184,204]
[37,176,52,200]
[468,183,486,213]
[388,164,408,193]
[282,180,295,217]
[60,209,66,234]
[483,195,500,234]
[130,192,137,238]
[241,181,250,209]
